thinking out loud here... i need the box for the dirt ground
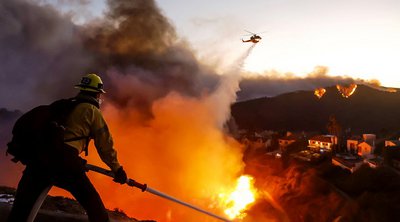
[0,202,88,222]
[0,202,146,222]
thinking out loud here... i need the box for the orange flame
[218,175,258,220]
[51,91,245,222]
[314,88,326,99]
[336,83,357,98]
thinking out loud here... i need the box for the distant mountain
[231,85,400,134]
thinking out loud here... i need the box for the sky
[1,0,399,111]
[157,0,400,87]
[38,0,400,88]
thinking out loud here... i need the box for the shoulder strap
[62,97,99,156]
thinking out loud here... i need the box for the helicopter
[241,30,262,43]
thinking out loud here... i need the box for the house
[382,143,400,170]
[346,134,376,157]
[278,132,298,152]
[385,140,400,147]
[363,134,376,145]
[357,141,375,157]
[347,136,362,154]
[308,135,337,151]
[332,153,364,173]
[241,132,272,151]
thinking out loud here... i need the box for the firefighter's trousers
[7,145,110,222]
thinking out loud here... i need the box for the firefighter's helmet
[75,73,106,93]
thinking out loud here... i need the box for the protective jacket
[64,94,121,172]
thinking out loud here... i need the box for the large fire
[219,175,258,220]
[336,83,357,98]
[49,79,246,221]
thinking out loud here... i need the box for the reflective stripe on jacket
[64,97,121,172]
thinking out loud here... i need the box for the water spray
[86,164,232,222]
[237,43,257,70]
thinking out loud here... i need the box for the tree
[326,115,342,152]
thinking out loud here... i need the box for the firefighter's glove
[113,166,127,184]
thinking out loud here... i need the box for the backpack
[6,98,97,165]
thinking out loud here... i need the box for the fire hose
[86,164,232,222]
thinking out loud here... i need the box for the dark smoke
[86,0,177,67]
[83,0,220,116]
[0,0,93,111]
[0,0,220,115]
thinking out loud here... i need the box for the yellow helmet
[75,73,106,93]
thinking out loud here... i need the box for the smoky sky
[0,0,93,110]
[237,67,355,101]
[0,0,219,115]
[0,0,361,114]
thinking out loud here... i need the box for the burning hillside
[314,88,326,99]
[336,83,357,98]
[313,81,396,100]
[232,84,400,133]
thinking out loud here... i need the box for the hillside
[231,85,400,134]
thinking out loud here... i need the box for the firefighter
[7,74,127,222]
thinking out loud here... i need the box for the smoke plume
[0,0,220,114]
[0,0,246,221]
[0,0,94,110]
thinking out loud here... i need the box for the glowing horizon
[40,0,400,88]
[158,0,400,89]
